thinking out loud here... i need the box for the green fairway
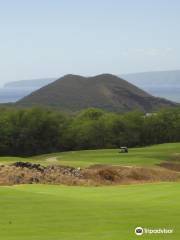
[0,142,180,167]
[0,143,180,167]
[0,183,179,240]
[43,142,180,167]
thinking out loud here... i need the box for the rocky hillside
[17,74,178,112]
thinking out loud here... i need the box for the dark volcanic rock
[12,162,45,172]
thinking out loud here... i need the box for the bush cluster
[0,107,180,156]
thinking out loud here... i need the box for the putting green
[0,183,179,240]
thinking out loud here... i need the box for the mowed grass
[0,183,179,240]
[0,142,180,167]
[0,144,180,239]
[40,142,180,167]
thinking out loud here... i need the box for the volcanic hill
[17,74,177,112]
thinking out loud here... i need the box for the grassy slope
[0,183,179,240]
[0,143,180,167]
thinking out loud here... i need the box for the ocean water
[144,86,180,103]
[0,88,33,103]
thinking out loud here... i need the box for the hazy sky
[0,0,180,86]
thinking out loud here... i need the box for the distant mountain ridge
[0,78,56,103]
[121,70,180,102]
[122,70,180,85]
[17,74,177,112]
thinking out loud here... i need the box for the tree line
[0,107,179,156]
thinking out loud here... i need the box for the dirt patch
[83,165,180,184]
[158,162,180,172]
[0,162,179,186]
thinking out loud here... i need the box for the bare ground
[158,162,180,172]
[0,162,180,186]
